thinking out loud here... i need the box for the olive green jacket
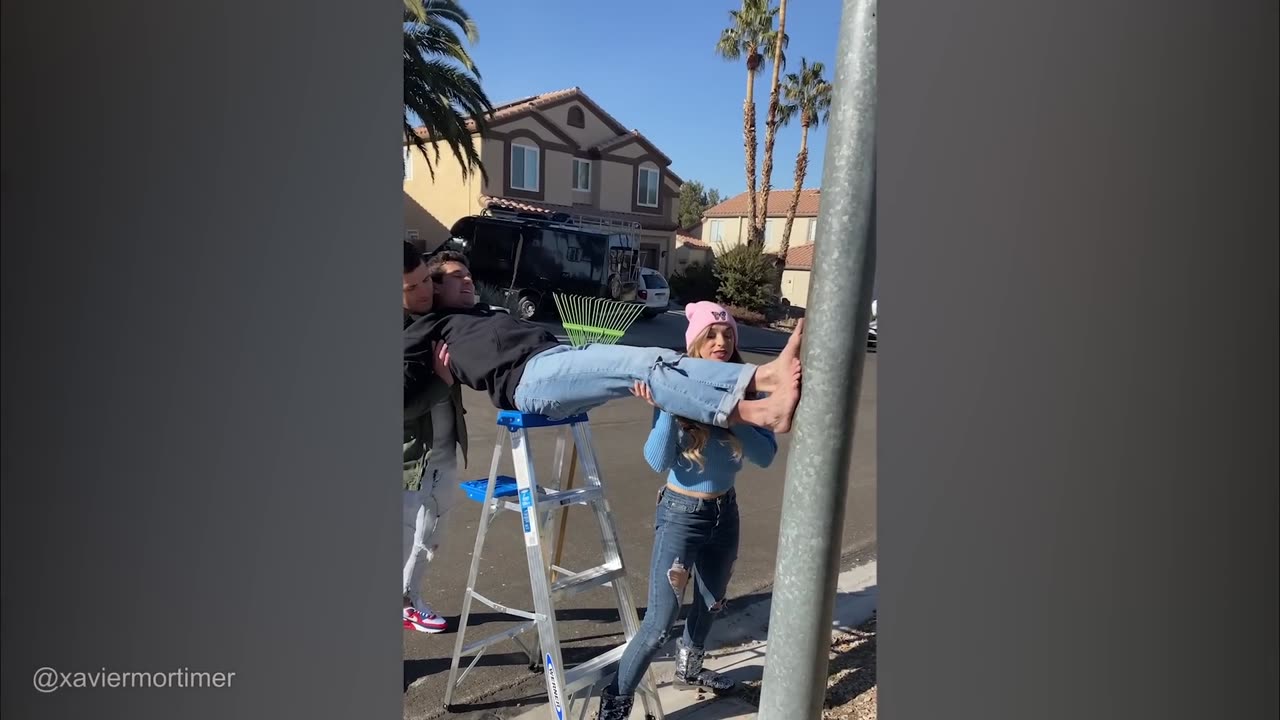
[403,311,468,491]
[402,381,468,491]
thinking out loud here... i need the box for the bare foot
[751,319,805,394]
[735,368,802,433]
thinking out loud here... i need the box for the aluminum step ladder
[443,410,664,720]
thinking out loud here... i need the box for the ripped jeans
[609,487,741,697]
[512,344,755,427]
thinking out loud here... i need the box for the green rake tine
[552,292,645,349]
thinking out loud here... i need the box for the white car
[636,268,671,319]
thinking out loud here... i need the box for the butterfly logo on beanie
[712,311,727,321]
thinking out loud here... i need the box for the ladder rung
[550,562,624,598]
[562,644,628,696]
[468,590,537,621]
[460,619,537,656]
[536,486,602,508]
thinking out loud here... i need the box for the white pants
[402,461,459,605]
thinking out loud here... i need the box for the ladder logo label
[519,488,535,545]
[544,653,564,720]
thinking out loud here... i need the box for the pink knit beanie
[684,301,738,350]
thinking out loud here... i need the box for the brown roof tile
[414,85,686,180]
[410,87,582,140]
[783,243,815,269]
[413,87,628,137]
[676,233,711,249]
[703,189,822,218]
[468,87,580,130]
[411,87,683,183]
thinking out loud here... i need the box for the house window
[567,106,586,128]
[766,218,782,247]
[709,220,724,243]
[572,159,592,192]
[637,166,660,207]
[807,219,817,244]
[403,146,413,181]
[511,142,539,191]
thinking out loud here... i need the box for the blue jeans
[610,487,741,697]
[512,344,756,427]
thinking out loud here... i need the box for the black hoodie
[404,306,560,410]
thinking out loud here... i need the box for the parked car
[636,268,671,319]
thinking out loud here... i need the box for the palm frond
[716,0,783,62]
[778,57,832,129]
[403,0,493,182]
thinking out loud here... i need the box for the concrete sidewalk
[508,561,878,720]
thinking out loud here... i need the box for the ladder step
[550,562,624,598]
[536,486,602,509]
[496,410,589,429]
[459,619,537,656]
[562,644,628,696]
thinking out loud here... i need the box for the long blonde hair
[679,327,745,472]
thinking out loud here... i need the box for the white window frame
[572,158,592,192]
[403,146,413,181]
[766,218,782,246]
[807,219,817,244]
[511,142,540,191]
[637,166,660,207]
[710,219,724,243]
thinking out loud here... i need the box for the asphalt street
[403,310,877,719]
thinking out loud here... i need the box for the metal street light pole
[755,0,877,717]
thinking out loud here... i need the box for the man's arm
[404,314,453,406]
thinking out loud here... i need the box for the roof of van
[451,213,614,238]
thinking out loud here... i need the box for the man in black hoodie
[405,253,804,434]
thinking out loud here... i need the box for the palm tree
[755,0,788,253]
[776,58,832,281]
[403,1,494,182]
[716,0,786,248]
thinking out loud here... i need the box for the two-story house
[689,189,822,309]
[404,87,683,277]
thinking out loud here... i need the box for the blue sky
[460,0,842,200]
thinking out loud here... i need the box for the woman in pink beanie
[594,302,780,719]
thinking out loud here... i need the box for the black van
[438,210,643,320]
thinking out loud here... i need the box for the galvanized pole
[756,0,877,717]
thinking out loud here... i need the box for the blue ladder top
[496,410,589,430]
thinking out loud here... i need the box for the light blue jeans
[512,345,756,427]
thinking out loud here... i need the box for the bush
[723,305,768,327]
[714,244,779,313]
[669,261,719,304]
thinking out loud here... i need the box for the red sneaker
[403,605,447,634]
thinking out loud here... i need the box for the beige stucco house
[673,232,713,270]
[688,189,821,309]
[404,87,683,277]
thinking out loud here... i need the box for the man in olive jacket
[402,241,468,634]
